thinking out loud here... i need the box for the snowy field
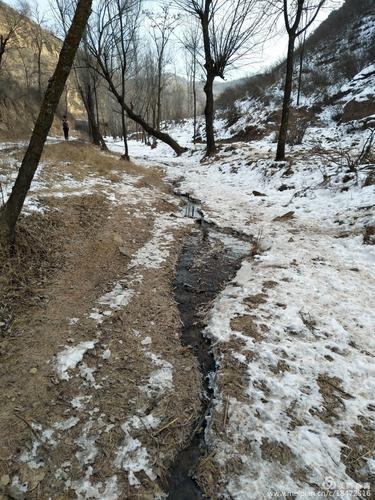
[107,109,375,498]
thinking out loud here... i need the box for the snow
[69,470,118,500]
[129,213,190,269]
[53,417,80,431]
[98,282,135,309]
[142,352,174,395]
[341,64,375,104]
[55,341,97,380]
[107,108,374,497]
[114,415,160,487]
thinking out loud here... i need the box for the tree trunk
[276,35,296,161]
[121,108,129,161]
[0,38,6,71]
[37,48,42,97]
[0,0,93,247]
[157,63,162,132]
[99,65,185,156]
[296,31,306,107]
[204,72,216,156]
[193,58,197,145]
[85,81,107,150]
[124,100,185,155]
[201,5,217,157]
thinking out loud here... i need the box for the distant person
[62,115,69,141]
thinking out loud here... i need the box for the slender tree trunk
[121,108,129,160]
[157,63,162,132]
[204,72,216,156]
[0,39,7,70]
[85,82,103,147]
[297,31,306,107]
[99,64,185,156]
[93,77,100,126]
[193,58,197,145]
[276,35,296,161]
[37,48,42,97]
[92,81,107,150]
[0,0,93,247]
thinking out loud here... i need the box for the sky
[5,0,345,81]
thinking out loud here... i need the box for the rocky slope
[216,0,375,140]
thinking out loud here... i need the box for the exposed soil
[0,142,202,499]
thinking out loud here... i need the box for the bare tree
[52,0,107,149]
[0,0,93,247]
[29,3,47,97]
[176,0,268,156]
[296,28,307,106]
[147,5,179,132]
[183,21,201,143]
[0,0,29,71]
[275,0,325,161]
[87,0,185,156]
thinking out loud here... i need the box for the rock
[118,246,129,257]
[363,224,375,245]
[273,211,295,222]
[113,234,123,244]
[363,171,375,187]
[342,99,375,122]
[0,475,10,486]
[141,337,152,346]
[278,184,294,191]
[252,190,266,197]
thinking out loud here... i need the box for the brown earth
[0,142,202,499]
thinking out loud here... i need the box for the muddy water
[167,223,250,499]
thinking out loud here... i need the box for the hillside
[216,0,375,141]
[0,1,85,140]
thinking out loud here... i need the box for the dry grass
[0,211,66,336]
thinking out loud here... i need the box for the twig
[154,417,179,435]
[223,397,229,428]
[324,379,353,400]
[13,412,41,440]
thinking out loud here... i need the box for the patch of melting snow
[55,341,97,380]
[98,282,135,309]
[101,348,111,360]
[71,395,92,409]
[19,425,56,470]
[115,415,160,487]
[141,352,174,395]
[141,336,152,346]
[68,317,79,326]
[129,214,190,269]
[79,362,100,388]
[53,417,80,431]
[75,421,99,466]
[69,468,118,500]
[89,279,138,325]
[10,476,28,495]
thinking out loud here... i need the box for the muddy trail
[0,141,252,499]
[168,202,250,498]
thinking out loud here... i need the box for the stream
[167,195,250,499]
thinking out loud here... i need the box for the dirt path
[0,142,202,499]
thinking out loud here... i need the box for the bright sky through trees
[4,0,344,80]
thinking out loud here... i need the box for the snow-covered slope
[217,0,375,140]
